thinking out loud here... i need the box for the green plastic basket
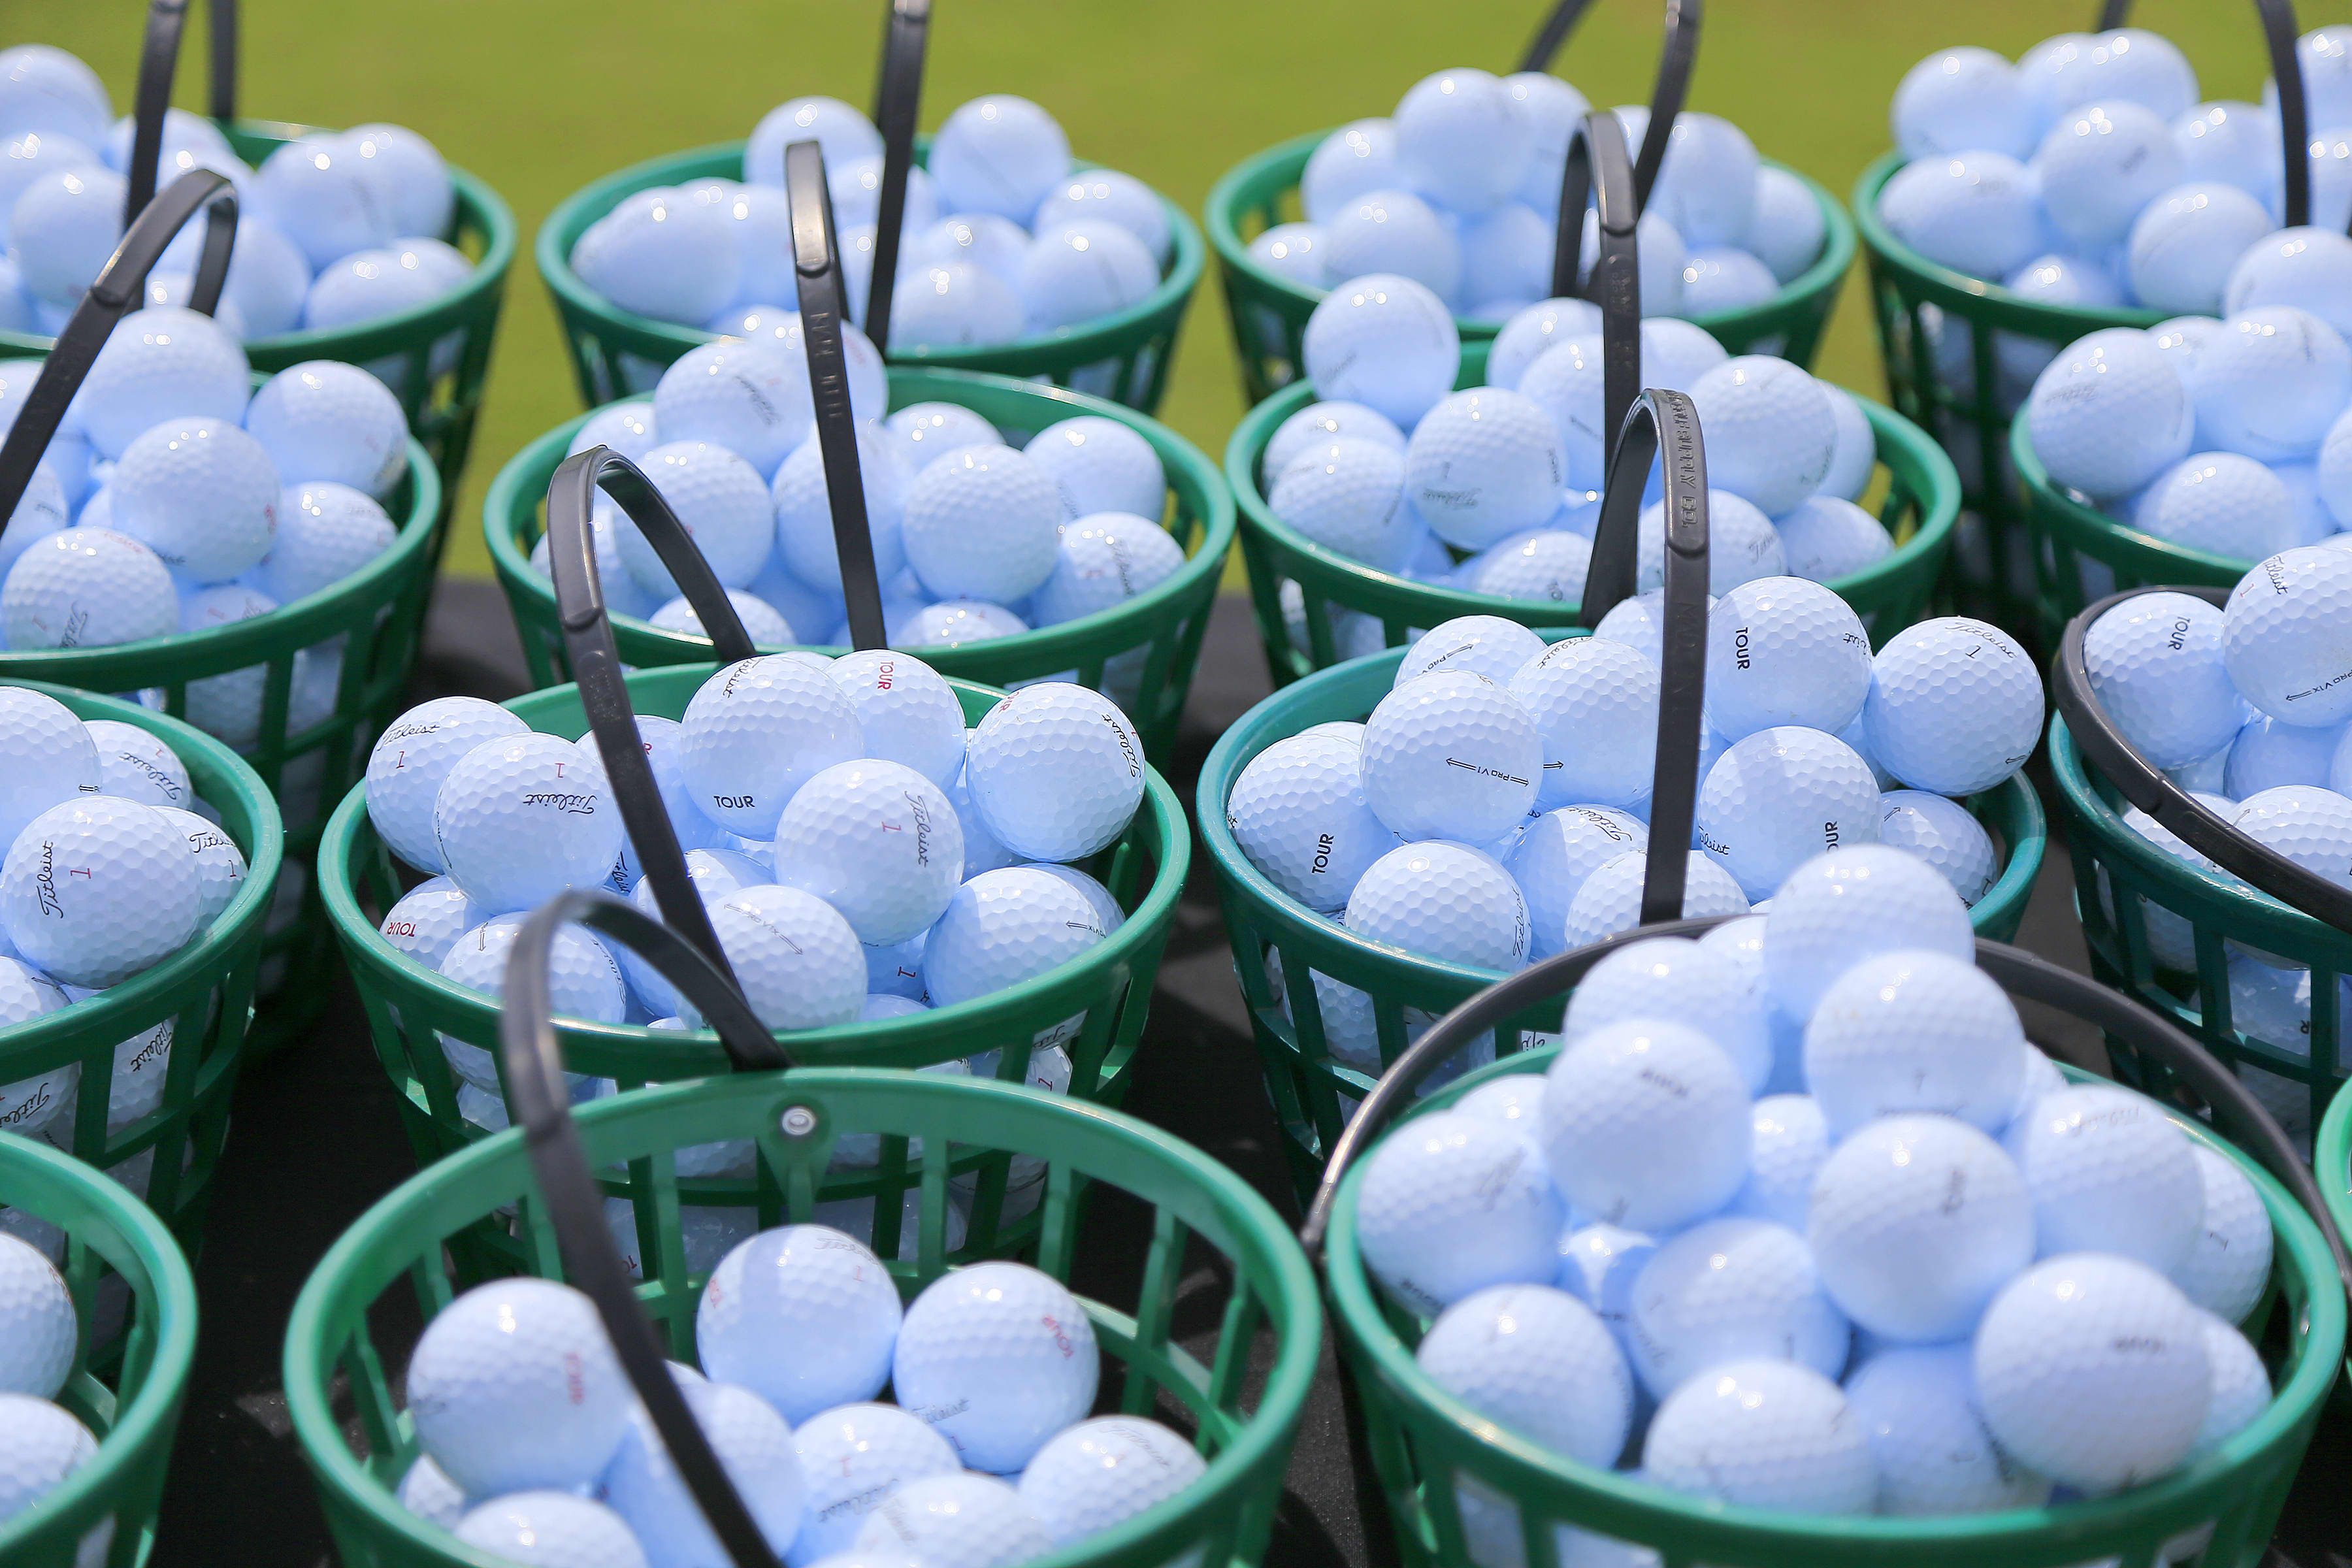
[0,1130,199,1568]
[1204,130,1857,408]
[0,122,513,510]
[2318,1079,2352,1295]
[1321,1039,2344,1568]
[536,141,1203,415]
[1229,343,1961,687]
[317,664,1188,1258]
[283,1068,1322,1568]
[0,683,280,1252]
[2049,712,2352,1148]
[483,368,1235,765]
[2010,413,2258,652]
[1198,644,2045,1198]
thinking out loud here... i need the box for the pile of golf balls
[1880,26,2352,418]
[0,684,250,1199]
[0,1226,112,1556]
[2081,543,2352,1143]
[1353,843,2279,1548]
[365,656,1145,1131]
[528,380,1183,710]
[1266,272,1893,639]
[1,45,470,346]
[393,1236,1211,1568]
[1260,71,1825,325]
[568,92,1174,362]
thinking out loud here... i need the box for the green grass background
[27,0,2318,578]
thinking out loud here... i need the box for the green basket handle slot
[785,139,890,652]
[2096,0,2319,229]
[862,0,932,353]
[545,447,757,984]
[125,0,240,225]
[1300,917,2352,1299]
[1549,111,1642,470]
[2053,585,2352,937]
[0,166,237,532]
[498,889,789,1568]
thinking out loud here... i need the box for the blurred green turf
[31,1,2312,579]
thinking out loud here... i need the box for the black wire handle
[0,168,237,536]
[784,140,890,653]
[1550,110,1641,478]
[863,0,931,352]
[544,449,759,986]
[2053,585,2352,936]
[126,0,240,225]
[1516,0,1600,73]
[499,890,789,1568]
[2093,0,2319,231]
[1582,389,1712,924]
[1297,919,2352,1301]
[1519,0,1694,208]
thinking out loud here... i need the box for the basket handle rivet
[780,1105,818,1138]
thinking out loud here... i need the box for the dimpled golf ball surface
[1,527,178,650]
[1507,638,1662,811]
[1705,577,1870,741]
[1022,416,1163,522]
[613,441,776,593]
[889,1262,1097,1475]
[1540,1019,1751,1232]
[2085,592,2244,767]
[2223,546,2352,727]
[154,805,244,924]
[1685,357,1838,516]
[1566,938,1770,1095]
[2004,1085,2202,1270]
[406,1277,630,1497]
[1356,1109,1562,1317]
[2173,1144,2274,1323]
[1346,841,1528,970]
[1845,1345,2051,1515]
[1696,727,1884,900]
[454,1493,647,1568]
[1414,1284,1631,1470]
[901,444,1060,606]
[378,877,476,970]
[1635,489,1787,596]
[676,655,864,836]
[825,650,967,788]
[0,1393,95,1526]
[1973,1253,2212,1493]
[365,698,531,875]
[73,306,251,459]
[108,416,279,585]
[1226,734,1390,911]
[1877,791,2000,904]
[267,482,397,604]
[0,687,99,847]
[0,1232,71,1398]
[1396,616,1547,688]
[0,796,199,987]
[695,1226,902,1426]
[1803,951,2026,1135]
[789,1403,960,1561]
[706,885,864,1031]
[964,683,1143,862]
[1509,807,1647,956]
[1808,1113,2034,1343]
[431,733,622,913]
[1563,850,1752,950]
[1303,272,1461,429]
[243,359,408,497]
[1013,1416,1205,1547]
[2195,308,2352,462]
[773,760,961,945]
[1864,617,2041,794]
[923,868,1105,1009]
[84,719,186,811]
[1627,1215,1852,1400]
[1361,670,1540,843]
[1268,435,1414,568]
[1727,1094,1829,1228]
[1403,388,1565,550]
[1764,845,1976,1017]
[850,1471,1051,1568]
[1643,1359,1876,1514]
[604,1377,806,1568]
[2024,327,2195,498]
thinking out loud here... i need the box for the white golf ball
[676,654,864,837]
[2222,544,2352,727]
[431,732,623,913]
[1844,1343,2052,1515]
[1696,725,1884,901]
[1565,936,1769,1094]
[1507,806,1648,958]
[2083,591,2244,768]
[1015,1416,1206,1547]
[1302,272,1460,430]
[1360,670,1541,844]
[1803,949,2027,1135]
[772,760,960,945]
[1763,845,1975,1017]
[1226,734,1391,912]
[1507,637,1661,812]
[1641,1358,1876,1514]
[1356,1109,1563,1317]
[1540,1018,1751,1232]
[963,683,1143,862]
[1725,1092,1829,1228]
[698,1225,902,1424]
[0,796,200,987]
[1346,840,1529,971]
[1863,617,2042,795]
[891,1261,1097,1473]
[2004,1085,2203,1271]
[1625,1216,1850,1399]
[1417,1284,1632,1467]
[406,1277,630,1497]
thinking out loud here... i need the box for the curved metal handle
[499,890,787,1568]
[2094,0,2317,230]
[127,0,241,222]
[1517,0,1601,74]
[862,0,932,351]
[784,140,890,653]
[1299,920,2352,1305]
[2053,585,2352,935]
[545,448,758,992]
[1550,110,1642,472]
[1629,0,1699,208]
[0,168,237,534]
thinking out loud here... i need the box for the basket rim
[0,430,440,682]
[1224,363,1963,635]
[1196,644,2046,996]
[532,138,1205,368]
[1852,150,2170,331]
[0,116,517,361]
[0,1129,199,1557]
[280,1068,1325,1568]
[480,365,1237,668]
[1200,127,1859,336]
[2316,1073,2352,1245]
[2007,412,2265,583]
[316,666,1191,1068]
[0,679,283,1067]
[2046,711,2352,962]
[1322,1046,2348,1555]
